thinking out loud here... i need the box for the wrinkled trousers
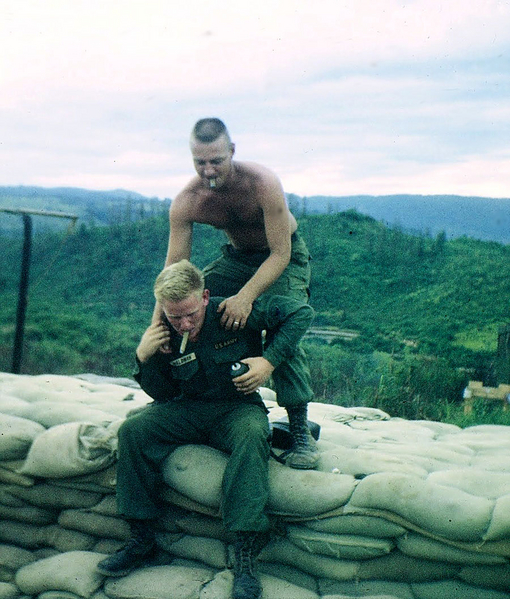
[115,400,271,532]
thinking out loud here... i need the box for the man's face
[161,290,210,342]
[190,134,235,190]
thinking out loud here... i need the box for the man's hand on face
[231,357,274,394]
[136,323,172,363]
[218,293,253,330]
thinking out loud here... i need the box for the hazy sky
[1,0,509,199]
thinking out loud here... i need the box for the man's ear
[202,289,210,306]
[230,143,235,157]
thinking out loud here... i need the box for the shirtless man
[155,118,318,469]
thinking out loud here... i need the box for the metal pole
[12,213,32,373]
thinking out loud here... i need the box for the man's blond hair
[154,260,205,303]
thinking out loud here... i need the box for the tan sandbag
[0,544,36,570]
[397,532,507,565]
[50,464,117,494]
[347,472,494,541]
[260,537,359,581]
[304,514,406,538]
[163,445,357,517]
[268,461,356,517]
[0,502,57,525]
[0,414,45,460]
[38,592,83,599]
[103,564,214,599]
[15,551,106,598]
[200,569,320,599]
[484,494,510,541]
[427,469,510,500]
[172,511,232,541]
[0,486,26,508]
[11,401,120,428]
[318,578,415,599]
[0,582,19,599]
[410,579,510,599]
[58,510,130,540]
[43,524,96,552]
[87,495,118,517]
[258,562,318,593]
[0,462,35,487]
[317,446,428,478]
[459,564,510,592]
[357,551,459,582]
[156,534,226,569]
[286,525,394,560]
[19,422,117,478]
[6,483,102,509]
[0,520,45,548]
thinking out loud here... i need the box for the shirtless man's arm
[216,173,291,329]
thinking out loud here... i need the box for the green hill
[1,210,509,422]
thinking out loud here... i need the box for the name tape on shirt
[170,352,197,367]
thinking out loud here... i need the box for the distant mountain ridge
[287,193,510,244]
[1,186,509,244]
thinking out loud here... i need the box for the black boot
[233,531,269,599]
[286,406,319,470]
[97,519,156,577]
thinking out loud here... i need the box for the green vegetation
[1,209,509,427]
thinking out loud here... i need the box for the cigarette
[179,331,189,354]
[209,178,216,189]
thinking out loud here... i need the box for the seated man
[97,259,314,599]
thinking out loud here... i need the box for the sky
[1,0,509,200]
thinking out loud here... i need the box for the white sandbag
[19,422,117,478]
[357,441,473,468]
[103,565,214,599]
[156,534,226,569]
[345,419,437,443]
[286,526,394,560]
[58,510,129,541]
[15,551,106,598]
[347,472,494,541]
[397,532,507,565]
[318,578,415,599]
[260,537,359,581]
[6,482,102,509]
[484,494,510,541]
[357,551,460,582]
[0,583,19,599]
[304,514,406,538]
[0,414,45,460]
[427,469,510,500]
[411,579,510,599]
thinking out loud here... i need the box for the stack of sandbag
[0,372,509,599]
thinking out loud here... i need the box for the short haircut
[154,260,205,303]
[191,118,231,143]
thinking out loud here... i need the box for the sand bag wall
[0,372,509,599]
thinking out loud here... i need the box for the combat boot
[97,519,156,577]
[233,531,269,599]
[286,405,319,469]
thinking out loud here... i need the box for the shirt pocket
[170,353,200,381]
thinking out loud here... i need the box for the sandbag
[318,578,415,599]
[0,414,45,460]
[6,483,102,509]
[15,551,106,598]
[19,422,117,478]
[410,579,510,599]
[0,583,19,599]
[286,525,394,560]
[346,472,494,541]
[357,551,460,582]
[156,534,226,569]
[103,565,214,599]
[0,544,36,571]
[57,510,129,541]
[304,514,406,538]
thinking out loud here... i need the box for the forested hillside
[1,210,509,421]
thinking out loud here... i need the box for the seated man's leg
[209,403,271,599]
[98,402,206,576]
